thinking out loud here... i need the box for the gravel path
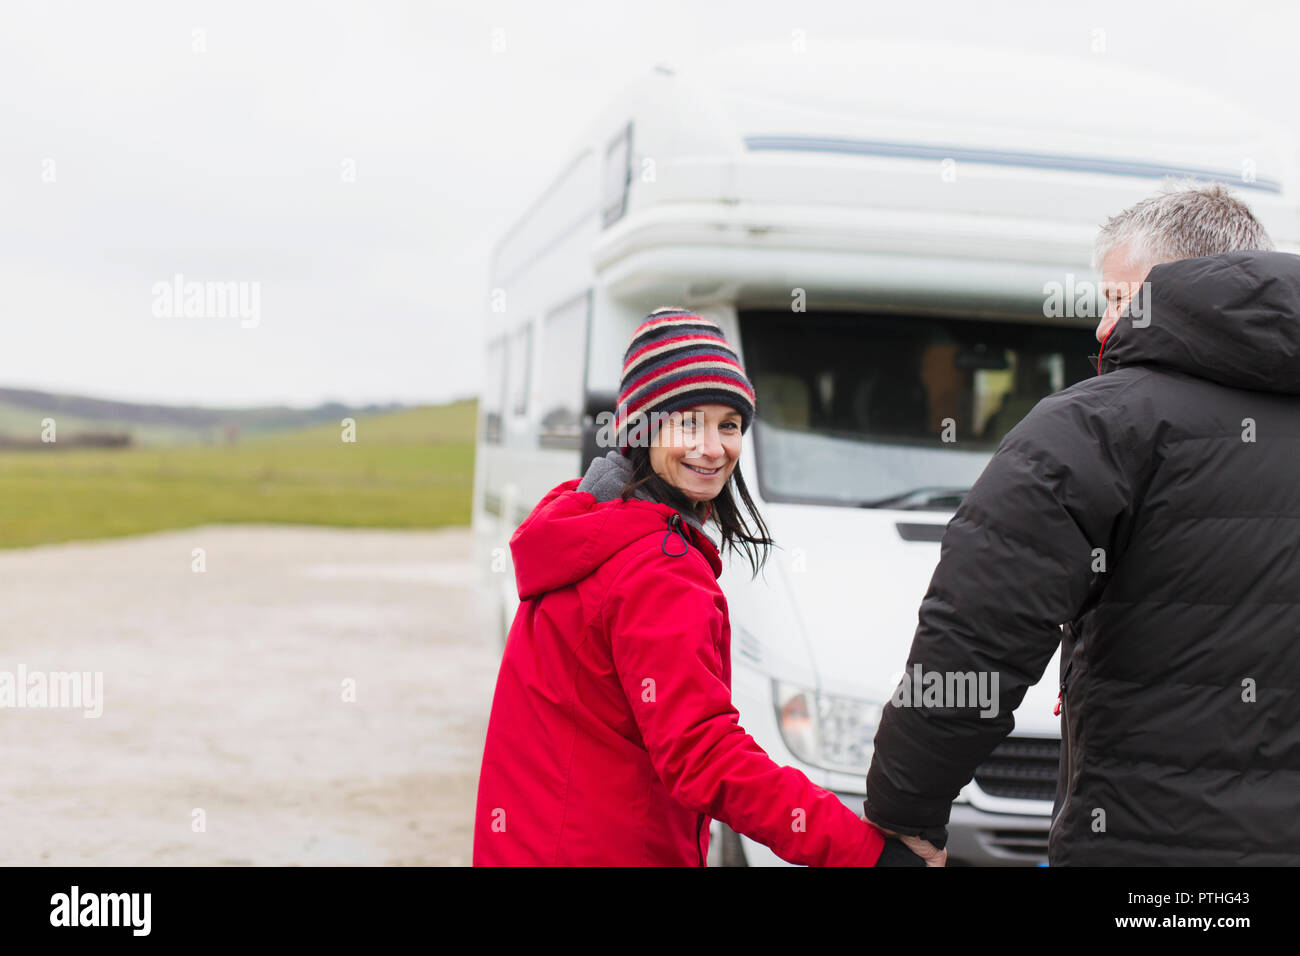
[0,525,496,866]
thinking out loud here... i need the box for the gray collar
[577,450,716,546]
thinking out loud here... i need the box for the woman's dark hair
[619,439,775,577]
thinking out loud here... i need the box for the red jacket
[473,478,887,866]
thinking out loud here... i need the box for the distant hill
[0,399,481,548]
[0,387,473,446]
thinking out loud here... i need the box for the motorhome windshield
[740,309,1097,509]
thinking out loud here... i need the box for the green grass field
[0,400,478,549]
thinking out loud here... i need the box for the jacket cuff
[859,820,887,866]
[863,764,955,834]
[873,837,928,866]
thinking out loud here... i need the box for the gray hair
[1092,179,1274,273]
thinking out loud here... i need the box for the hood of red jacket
[509,479,722,599]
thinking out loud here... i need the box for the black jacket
[864,251,1300,865]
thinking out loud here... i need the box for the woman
[473,309,933,866]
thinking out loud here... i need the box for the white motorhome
[471,39,1300,865]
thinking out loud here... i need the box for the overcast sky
[2,0,1297,408]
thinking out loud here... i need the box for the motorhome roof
[491,39,1298,310]
[645,39,1295,191]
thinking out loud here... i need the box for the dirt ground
[0,524,498,866]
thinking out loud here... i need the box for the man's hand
[894,832,947,866]
[862,815,948,867]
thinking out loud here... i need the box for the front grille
[985,828,1050,858]
[973,736,1060,801]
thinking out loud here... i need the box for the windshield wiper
[859,487,970,511]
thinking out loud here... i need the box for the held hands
[888,831,947,867]
[861,814,948,867]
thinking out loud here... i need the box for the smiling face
[1097,245,1155,345]
[649,403,742,503]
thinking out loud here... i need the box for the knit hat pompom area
[612,309,757,456]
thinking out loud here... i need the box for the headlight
[774,681,882,774]
[774,682,818,765]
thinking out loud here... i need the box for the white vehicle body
[471,39,1300,865]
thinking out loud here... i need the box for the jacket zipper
[1048,658,1075,847]
[696,814,705,867]
[1053,655,1073,716]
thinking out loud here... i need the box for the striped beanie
[613,309,756,456]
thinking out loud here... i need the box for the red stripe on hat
[622,373,756,420]
[634,313,707,333]
[615,387,755,436]
[620,352,748,401]
[623,332,737,375]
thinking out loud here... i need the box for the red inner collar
[1096,324,1117,374]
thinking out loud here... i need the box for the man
[864,181,1300,865]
